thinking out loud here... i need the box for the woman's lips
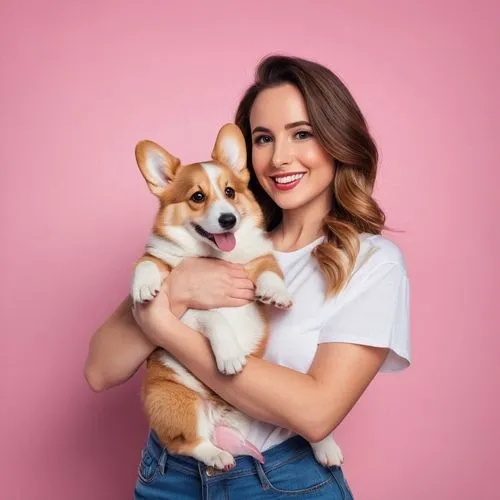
[270,172,305,191]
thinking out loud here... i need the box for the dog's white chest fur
[144,218,273,268]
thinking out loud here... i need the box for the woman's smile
[249,83,335,214]
[270,171,306,191]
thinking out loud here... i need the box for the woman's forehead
[250,84,309,128]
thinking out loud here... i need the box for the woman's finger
[232,278,255,290]
[229,288,255,301]
[227,266,250,279]
[224,297,254,307]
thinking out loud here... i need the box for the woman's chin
[272,196,310,211]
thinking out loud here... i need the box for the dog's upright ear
[211,123,249,183]
[135,140,181,196]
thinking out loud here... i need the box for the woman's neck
[271,190,332,252]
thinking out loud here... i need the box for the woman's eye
[296,130,312,140]
[225,187,235,199]
[190,191,205,203]
[255,135,273,145]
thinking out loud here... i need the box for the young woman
[85,55,411,499]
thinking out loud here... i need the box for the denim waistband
[145,429,311,479]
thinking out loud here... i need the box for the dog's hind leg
[144,379,234,470]
[185,401,235,471]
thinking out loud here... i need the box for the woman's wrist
[166,273,190,318]
[147,309,179,348]
[169,294,188,318]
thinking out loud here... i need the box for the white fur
[219,408,253,436]
[180,309,246,375]
[157,350,243,469]
[209,302,266,356]
[191,441,234,469]
[223,217,274,263]
[158,302,265,382]
[199,310,247,374]
[255,271,293,309]
[200,162,240,233]
[204,200,239,233]
[146,150,169,186]
[131,260,163,303]
[220,137,240,171]
[184,302,265,375]
[145,217,273,266]
[191,403,235,469]
[158,351,210,397]
[146,230,203,267]
[144,162,273,264]
[310,434,344,467]
[201,163,225,200]
[137,160,295,460]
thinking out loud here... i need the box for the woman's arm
[133,288,389,443]
[84,258,254,392]
[84,296,156,392]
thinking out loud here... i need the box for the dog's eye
[190,191,205,203]
[225,187,235,199]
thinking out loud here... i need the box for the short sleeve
[318,262,411,372]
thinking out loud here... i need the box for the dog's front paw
[255,271,293,309]
[213,339,247,375]
[131,261,163,303]
[311,435,344,467]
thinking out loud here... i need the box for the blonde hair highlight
[235,55,387,296]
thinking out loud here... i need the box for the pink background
[1,1,498,499]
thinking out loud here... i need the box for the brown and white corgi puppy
[131,123,294,470]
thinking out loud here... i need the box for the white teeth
[274,173,304,184]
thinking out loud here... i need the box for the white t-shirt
[245,232,411,452]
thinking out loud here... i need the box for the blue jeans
[134,430,354,499]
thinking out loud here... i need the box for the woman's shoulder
[355,232,408,275]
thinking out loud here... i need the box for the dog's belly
[158,303,265,395]
[210,302,266,355]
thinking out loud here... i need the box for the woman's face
[249,83,335,213]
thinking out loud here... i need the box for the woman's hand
[167,257,255,317]
[131,283,176,347]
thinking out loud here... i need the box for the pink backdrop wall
[2,1,498,498]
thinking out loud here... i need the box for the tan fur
[134,254,171,276]
[246,253,285,282]
[149,162,258,237]
[135,140,181,197]
[211,123,248,181]
[247,304,270,359]
[133,124,288,465]
[244,253,285,358]
[142,352,203,455]
[154,164,211,232]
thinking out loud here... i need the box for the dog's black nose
[218,213,237,230]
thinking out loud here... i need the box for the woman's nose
[272,138,293,167]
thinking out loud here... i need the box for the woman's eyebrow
[285,120,311,129]
[251,121,312,135]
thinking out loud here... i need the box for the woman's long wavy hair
[235,55,387,296]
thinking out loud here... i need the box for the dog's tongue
[214,232,236,252]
